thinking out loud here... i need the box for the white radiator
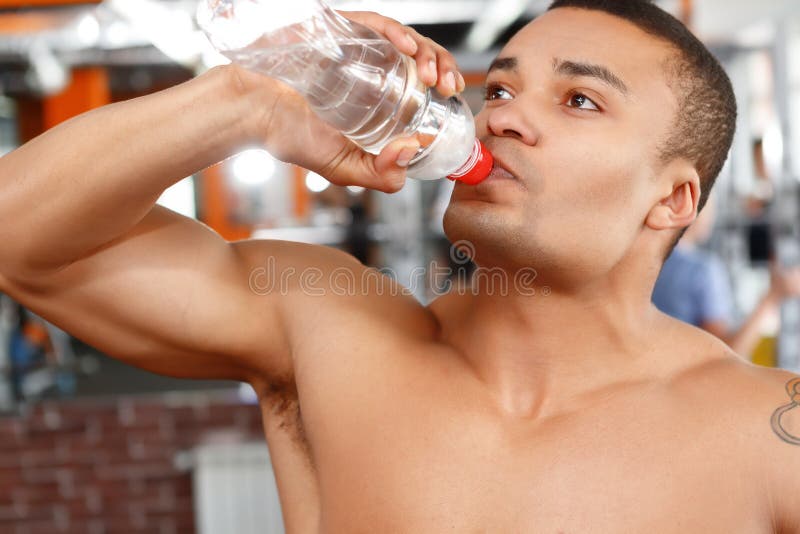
[191,442,285,534]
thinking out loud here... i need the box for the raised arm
[0,66,303,382]
[0,12,461,384]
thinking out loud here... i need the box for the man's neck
[434,274,674,420]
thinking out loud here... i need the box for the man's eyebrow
[487,56,518,76]
[553,58,630,97]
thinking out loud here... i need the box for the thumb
[372,137,421,192]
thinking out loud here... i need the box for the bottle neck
[447,139,493,185]
[451,140,482,176]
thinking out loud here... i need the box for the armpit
[254,375,315,469]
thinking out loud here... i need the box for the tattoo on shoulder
[771,377,800,446]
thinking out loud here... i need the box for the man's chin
[443,204,520,263]
[444,198,517,228]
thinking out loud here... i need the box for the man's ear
[645,160,701,231]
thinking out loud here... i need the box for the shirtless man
[1,0,799,531]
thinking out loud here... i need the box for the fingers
[318,137,418,194]
[339,11,415,53]
[768,262,800,300]
[339,11,464,98]
[371,137,420,192]
[413,36,465,97]
[784,268,800,297]
[305,11,461,192]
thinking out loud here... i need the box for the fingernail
[427,59,437,83]
[405,34,418,53]
[456,72,466,92]
[445,72,456,94]
[396,146,418,167]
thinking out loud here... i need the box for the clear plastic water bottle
[197,0,493,184]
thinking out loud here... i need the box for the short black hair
[547,0,737,255]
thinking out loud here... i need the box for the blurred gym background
[0,1,798,533]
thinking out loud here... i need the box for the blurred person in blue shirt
[653,197,800,358]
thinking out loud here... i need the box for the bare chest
[276,365,769,533]
[318,410,764,532]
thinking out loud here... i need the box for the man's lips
[486,162,518,181]
[479,154,526,188]
[465,162,526,198]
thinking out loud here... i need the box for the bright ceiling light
[75,14,101,46]
[27,42,68,95]
[465,0,530,52]
[109,0,204,65]
[104,20,133,48]
[305,171,330,193]
[763,120,784,180]
[231,148,276,185]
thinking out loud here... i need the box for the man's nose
[483,102,540,146]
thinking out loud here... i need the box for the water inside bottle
[225,36,438,154]
[218,13,478,180]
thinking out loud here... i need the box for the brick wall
[0,390,265,534]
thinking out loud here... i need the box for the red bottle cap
[447,139,493,185]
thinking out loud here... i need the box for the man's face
[444,7,680,284]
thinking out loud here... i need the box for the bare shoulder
[700,357,799,437]
[656,320,800,452]
[670,346,800,439]
[655,321,796,418]
[715,360,800,453]
[669,346,800,531]
[726,362,800,532]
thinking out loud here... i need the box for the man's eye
[484,84,512,101]
[565,92,600,111]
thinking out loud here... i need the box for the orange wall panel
[0,0,99,7]
[43,67,110,130]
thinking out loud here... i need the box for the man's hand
[232,10,465,193]
[768,263,800,302]
[720,262,800,358]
